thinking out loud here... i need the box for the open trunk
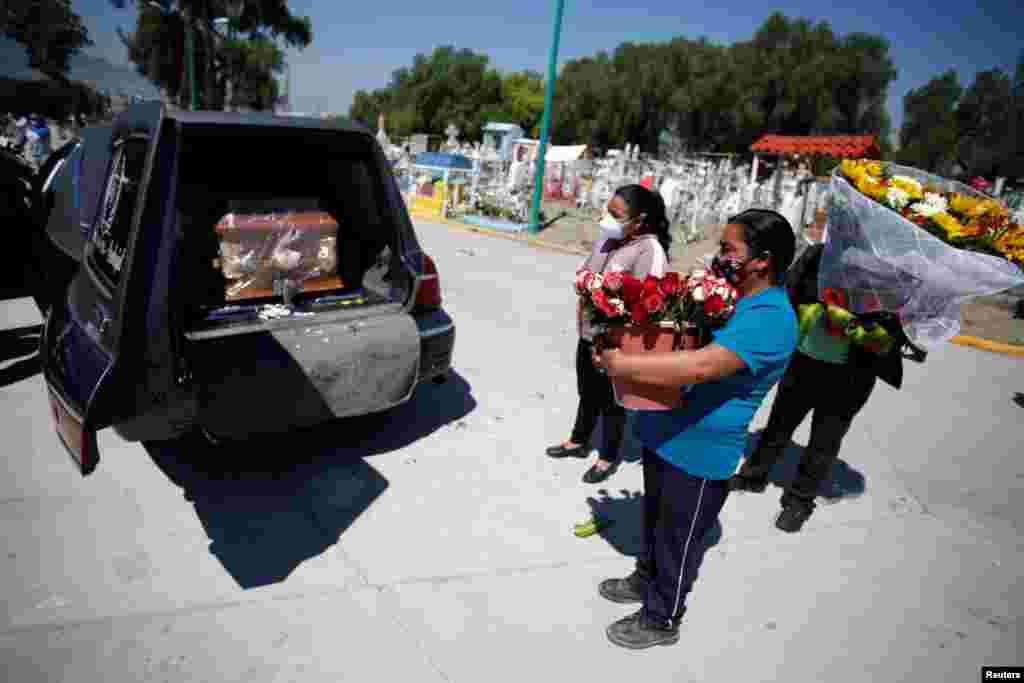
[173,124,414,339]
[167,123,422,439]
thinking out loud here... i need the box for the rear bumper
[415,309,455,381]
[111,308,456,443]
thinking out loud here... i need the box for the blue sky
[77,0,1021,137]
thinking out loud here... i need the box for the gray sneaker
[606,610,680,650]
[598,571,645,604]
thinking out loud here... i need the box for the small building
[482,122,526,161]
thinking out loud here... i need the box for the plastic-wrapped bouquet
[820,161,1024,350]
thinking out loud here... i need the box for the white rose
[609,298,626,315]
[886,187,910,209]
[691,285,705,302]
[914,192,948,218]
[589,273,604,290]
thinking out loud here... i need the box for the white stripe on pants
[673,477,707,617]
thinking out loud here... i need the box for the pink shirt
[577,234,668,340]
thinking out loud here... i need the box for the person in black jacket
[727,242,916,532]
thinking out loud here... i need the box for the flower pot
[604,322,704,411]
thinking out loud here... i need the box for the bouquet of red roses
[674,269,740,329]
[575,268,738,334]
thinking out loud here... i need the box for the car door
[40,102,163,475]
[41,126,116,262]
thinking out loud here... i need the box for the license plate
[47,388,92,474]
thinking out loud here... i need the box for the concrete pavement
[0,221,1021,682]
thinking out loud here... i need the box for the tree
[497,70,544,135]
[349,46,505,141]
[896,70,962,173]
[2,0,93,81]
[114,1,311,110]
[956,68,1013,177]
[548,13,897,156]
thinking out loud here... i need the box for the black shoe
[727,473,767,493]
[598,571,645,604]
[546,443,587,458]
[775,501,813,533]
[817,480,845,505]
[606,610,680,650]
[582,460,618,484]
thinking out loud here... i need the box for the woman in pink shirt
[546,184,671,483]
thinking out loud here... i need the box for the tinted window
[89,137,147,287]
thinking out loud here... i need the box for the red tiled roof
[750,134,880,158]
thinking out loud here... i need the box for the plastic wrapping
[216,210,340,304]
[821,166,1024,350]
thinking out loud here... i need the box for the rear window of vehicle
[89,136,148,288]
[174,125,399,311]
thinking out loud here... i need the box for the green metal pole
[529,0,566,233]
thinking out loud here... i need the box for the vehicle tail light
[414,254,442,311]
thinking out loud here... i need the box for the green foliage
[896,70,962,173]
[2,0,93,81]
[894,66,1022,178]
[351,15,900,154]
[551,13,898,155]
[115,1,311,110]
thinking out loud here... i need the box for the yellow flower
[840,159,863,182]
[948,193,983,216]
[996,228,1024,266]
[855,174,887,202]
[863,160,883,178]
[891,177,924,201]
[932,211,967,237]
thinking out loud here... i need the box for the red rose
[630,302,649,324]
[704,294,726,317]
[642,292,666,314]
[660,272,683,297]
[822,288,847,309]
[621,273,644,305]
[591,289,617,317]
[603,271,624,292]
[642,275,661,297]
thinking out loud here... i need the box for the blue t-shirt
[633,286,798,480]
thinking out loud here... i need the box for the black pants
[739,351,876,509]
[634,448,730,626]
[570,338,625,460]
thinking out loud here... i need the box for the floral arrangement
[575,268,739,332]
[840,159,1024,267]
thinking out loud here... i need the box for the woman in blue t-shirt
[591,209,798,650]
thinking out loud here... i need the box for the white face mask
[599,213,625,239]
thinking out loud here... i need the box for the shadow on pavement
[1013,392,1024,409]
[143,369,476,589]
[0,323,42,388]
[746,429,867,501]
[583,487,724,562]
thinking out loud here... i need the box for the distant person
[728,242,909,532]
[14,114,28,150]
[546,184,671,484]
[34,119,50,166]
[592,208,797,649]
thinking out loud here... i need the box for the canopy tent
[545,144,589,163]
[750,135,880,158]
[748,134,882,234]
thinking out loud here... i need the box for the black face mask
[712,250,770,285]
[711,254,748,285]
